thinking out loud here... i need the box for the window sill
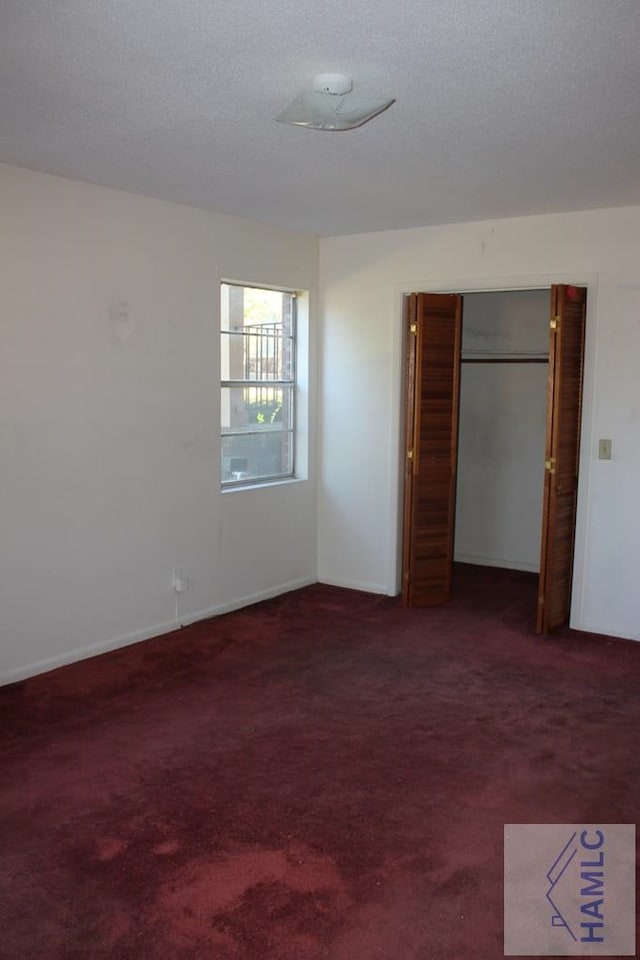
[221,476,306,494]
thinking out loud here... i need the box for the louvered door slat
[403,293,462,606]
[537,284,587,632]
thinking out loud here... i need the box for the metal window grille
[221,283,296,487]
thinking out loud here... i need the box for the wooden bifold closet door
[402,284,586,634]
[402,293,462,606]
[536,284,587,633]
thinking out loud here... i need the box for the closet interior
[401,284,587,633]
[454,290,549,576]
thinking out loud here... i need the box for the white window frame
[221,282,298,489]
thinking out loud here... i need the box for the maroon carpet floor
[1,564,639,959]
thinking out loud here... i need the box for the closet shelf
[461,352,549,363]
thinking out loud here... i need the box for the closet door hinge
[407,448,414,461]
[550,316,560,331]
[409,322,417,335]
[545,457,556,474]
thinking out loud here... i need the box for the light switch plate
[598,438,612,460]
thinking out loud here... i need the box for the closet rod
[461,357,548,364]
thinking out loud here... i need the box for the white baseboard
[0,616,181,687]
[454,552,539,574]
[179,577,317,626]
[0,576,317,687]
[570,619,640,643]
[317,575,388,595]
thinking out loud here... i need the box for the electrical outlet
[172,568,188,593]
[598,439,612,460]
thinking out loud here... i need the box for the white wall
[318,206,640,641]
[0,164,319,683]
[454,291,548,572]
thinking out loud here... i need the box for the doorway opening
[401,284,587,633]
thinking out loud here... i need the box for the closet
[401,284,586,633]
[455,290,548,575]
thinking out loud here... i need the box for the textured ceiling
[2,0,640,236]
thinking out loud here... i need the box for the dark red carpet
[1,564,639,959]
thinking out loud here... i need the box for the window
[221,282,296,487]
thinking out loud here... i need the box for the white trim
[221,476,305,494]
[179,577,316,625]
[568,279,599,633]
[317,575,388,595]
[578,621,640,644]
[220,276,303,295]
[1,577,317,687]
[218,280,312,490]
[390,273,599,625]
[454,553,539,574]
[0,617,180,687]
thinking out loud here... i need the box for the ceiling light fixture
[276,74,395,131]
